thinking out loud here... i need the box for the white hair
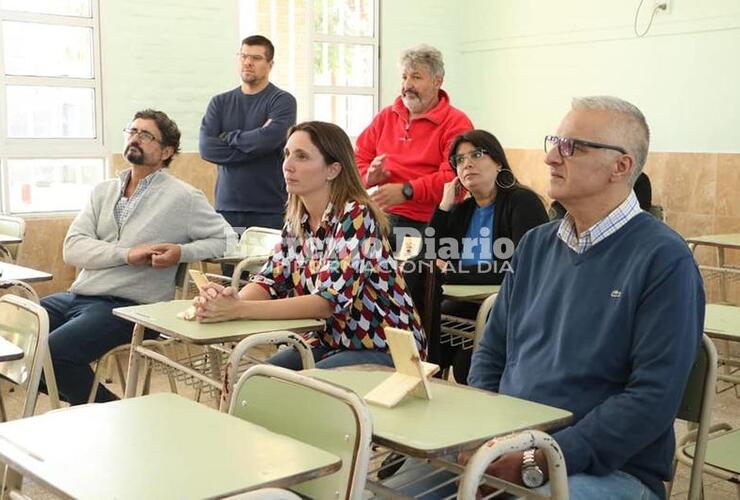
[572,96,650,185]
[399,44,445,78]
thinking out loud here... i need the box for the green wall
[379,0,463,110]
[99,0,740,154]
[452,0,740,152]
[100,0,238,154]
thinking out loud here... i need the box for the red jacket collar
[391,89,451,125]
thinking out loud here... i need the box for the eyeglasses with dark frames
[449,148,489,170]
[544,135,627,158]
[123,128,159,144]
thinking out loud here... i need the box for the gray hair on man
[399,44,445,79]
[571,96,650,185]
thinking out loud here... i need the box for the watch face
[522,466,545,488]
[402,183,413,199]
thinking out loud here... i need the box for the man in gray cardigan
[41,109,233,405]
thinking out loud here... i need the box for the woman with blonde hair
[195,121,425,368]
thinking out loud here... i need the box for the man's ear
[161,146,175,164]
[611,153,634,183]
[434,75,444,89]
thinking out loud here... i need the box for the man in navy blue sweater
[199,35,296,240]
[467,96,704,499]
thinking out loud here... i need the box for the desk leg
[124,324,145,399]
[42,354,61,410]
[717,247,727,303]
[423,264,442,367]
[206,346,223,407]
[1,465,22,500]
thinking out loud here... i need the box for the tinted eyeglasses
[449,148,489,170]
[544,135,627,158]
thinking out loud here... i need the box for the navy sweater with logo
[469,213,705,498]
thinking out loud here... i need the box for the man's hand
[365,154,390,186]
[150,243,181,269]
[457,448,549,496]
[127,245,156,266]
[371,183,405,210]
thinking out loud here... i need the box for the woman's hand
[439,177,462,211]
[193,285,245,323]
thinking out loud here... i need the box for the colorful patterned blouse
[252,200,426,357]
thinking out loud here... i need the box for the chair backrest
[239,226,282,262]
[0,280,40,304]
[675,334,717,500]
[0,215,25,262]
[395,235,422,262]
[230,227,283,287]
[174,262,192,299]
[230,365,372,500]
[473,293,497,349]
[224,488,301,500]
[0,295,50,418]
[647,204,665,221]
[0,245,13,263]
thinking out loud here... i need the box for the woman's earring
[495,169,517,189]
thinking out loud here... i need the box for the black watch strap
[402,182,414,200]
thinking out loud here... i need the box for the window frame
[305,0,380,140]
[0,0,106,215]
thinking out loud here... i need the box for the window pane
[0,0,91,17]
[314,0,374,37]
[2,22,93,78]
[6,86,95,138]
[313,42,373,87]
[313,94,373,137]
[7,159,105,213]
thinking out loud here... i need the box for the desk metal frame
[0,393,341,499]
[305,368,572,499]
[113,300,323,401]
[704,303,740,393]
[687,234,740,303]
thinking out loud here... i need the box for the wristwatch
[402,182,414,200]
[521,449,545,488]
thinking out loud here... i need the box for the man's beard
[402,92,424,114]
[124,145,145,165]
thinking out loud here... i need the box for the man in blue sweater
[199,35,296,241]
[467,96,704,499]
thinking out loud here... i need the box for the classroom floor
[2,356,739,499]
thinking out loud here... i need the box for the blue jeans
[535,470,661,500]
[268,344,393,370]
[386,459,660,500]
[41,293,157,405]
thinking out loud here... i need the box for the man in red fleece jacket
[355,44,473,248]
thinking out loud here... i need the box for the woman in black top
[430,129,549,382]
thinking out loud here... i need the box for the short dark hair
[449,129,518,192]
[132,109,181,167]
[241,35,275,62]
